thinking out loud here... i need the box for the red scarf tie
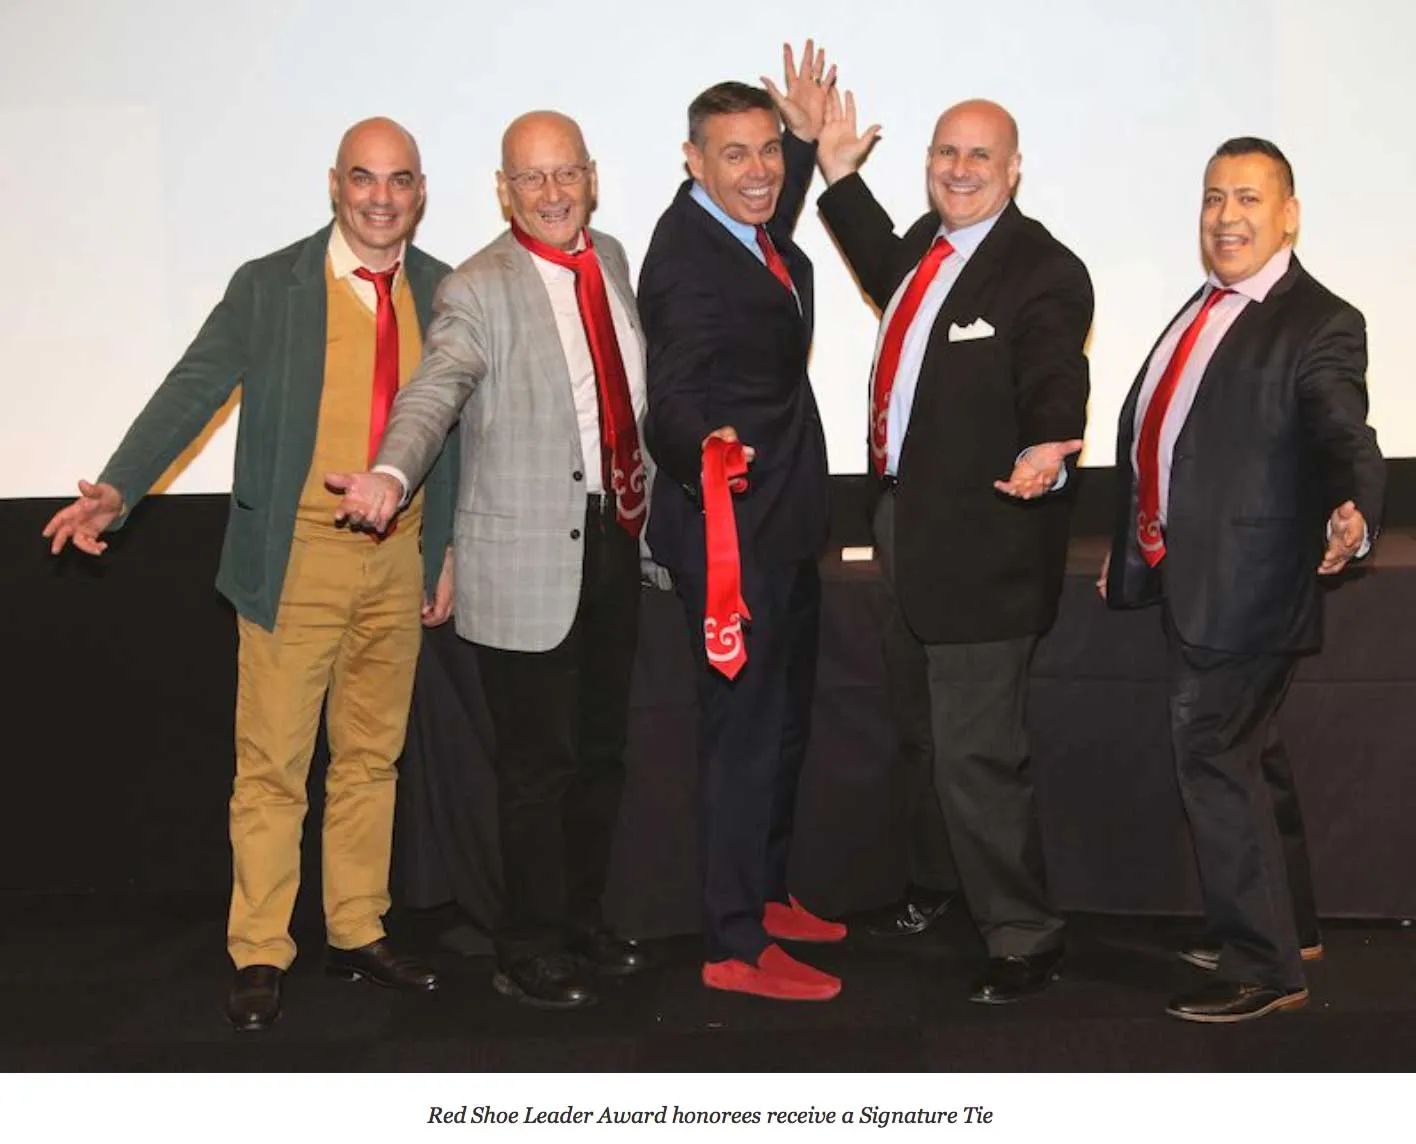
[869,236,954,474]
[701,437,751,680]
[1135,287,1234,565]
[511,222,645,536]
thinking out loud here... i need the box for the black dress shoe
[566,928,646,976]
[226,964,284,1031]
[968,946,1064,1004]
[1178,938,1325,972]
[1166,981,1309,1023]
[862,893,954,938]
[493,954,597,1010]
[326,939,439,990]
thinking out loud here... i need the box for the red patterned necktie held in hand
[701,436,752,680]
[869,236,954,474]
[352,263,400,465]
[755,226,796,294]
[1134,287,1234,566]
[510,222,646,536]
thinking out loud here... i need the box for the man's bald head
[497,110,597,252]
[335,117,423,176]
[328,116,425,270]
[500,111,589,172]
[926,99,1022,231]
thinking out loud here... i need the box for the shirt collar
[1206,244,1292,302]
[328,221,406,284]
[934,205,1007,259]
[689,181,760,245]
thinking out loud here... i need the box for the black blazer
[818,178,1093,643]
[639,132,829,580]
[1106,256,1385,655]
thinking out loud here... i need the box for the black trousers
[874,490,1060,958]
[674,556,821,963]
[1164,608,1306,990]
[474,499,641,967]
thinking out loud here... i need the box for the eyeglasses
[504,164,591,192]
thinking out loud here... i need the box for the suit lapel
[281,226,331,452]
[676,184,808,336]
[494,231,582,451]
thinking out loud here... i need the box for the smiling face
[1200,152,1299,285]
[497,111,596,252]
[328,118,425,270]
[926,100,1020,231]
[684,108,785,226]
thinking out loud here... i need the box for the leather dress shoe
[326,939,439,990]
[567,928,646,976]
[493,953,597,1010]
[226,964,284,1031]
[1166,981,1310,1023]
[1178,939,1325,971]
[968,946,1064,1004]
[862,893,954,938]
[702,943,841,1002]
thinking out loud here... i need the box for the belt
[879,473,899,493]
[587,492,615,517]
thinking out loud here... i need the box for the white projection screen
[3,0,1413,498]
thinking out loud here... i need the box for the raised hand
[327,470,404,534]
[994,439,1084,500]
[1318,499,1368,575]
[42,479,124,556]
[761,38,837,142]
[817,86,881,184]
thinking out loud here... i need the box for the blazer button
[573,470,584,481]
[570,528,581,540]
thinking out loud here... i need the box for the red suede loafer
[763,895,848,943]
[701,943,841,1001]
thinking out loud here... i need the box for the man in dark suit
[814,92,1091,1003]
[639,43,846,1001]
[1103,137,1383,1023]
[42,118,456,1030]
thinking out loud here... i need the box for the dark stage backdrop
[6,470,1416,932]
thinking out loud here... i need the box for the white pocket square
[948,318,995,342]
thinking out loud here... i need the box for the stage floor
[3,892,1413,1072]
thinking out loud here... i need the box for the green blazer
[97,223,458,631]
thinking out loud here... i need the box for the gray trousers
[874,490,1062,958]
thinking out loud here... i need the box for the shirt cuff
[373,464,411,506]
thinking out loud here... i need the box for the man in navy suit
[1103,137,1383,1022]
[640,42,846,1001]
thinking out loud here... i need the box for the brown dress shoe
[1166,981,1309,1023]
[226,964,284,1031]
[326,939,439,990]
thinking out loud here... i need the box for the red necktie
[755,226,796,294]
[1135,287,1234,565]
[511,223,646,537]
[869,236,955,474]
[701,436,752,680]
[353,263,400,465]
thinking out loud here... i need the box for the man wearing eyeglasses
[330,110,657,1010]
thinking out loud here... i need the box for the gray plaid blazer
[375,227,650,652]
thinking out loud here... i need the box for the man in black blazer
[814,92,1091,1003]
[640,43,846,1001]
[1103,137,1383,1023]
